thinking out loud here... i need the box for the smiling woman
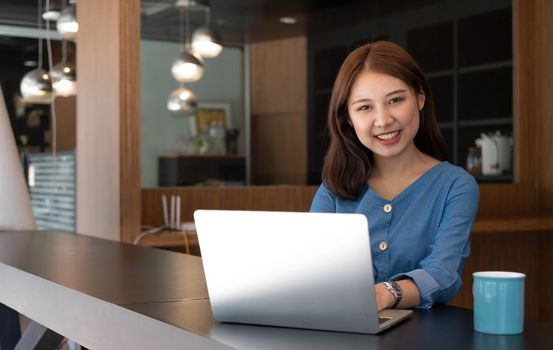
[322,41,447,200]
[310,41,480,312]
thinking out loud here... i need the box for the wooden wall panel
[532,0,553,214]
[251,36,307,115]
[477,183,537,219]
[539,233,553,322]
[118,0,141,243]
[141,186,318,227]
[252,113,306,184]
[250,37,307,185]
[514,0,553,214]
[77,0,140,242]
[53,96,76,151]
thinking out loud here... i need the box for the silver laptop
[194,210,412,334]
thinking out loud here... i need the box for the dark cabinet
[308,1,513,184]
[408,7,513,181]
[158,154,246,186]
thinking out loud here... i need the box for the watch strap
[383,281,403,309]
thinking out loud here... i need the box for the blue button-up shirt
[310,161,480,308]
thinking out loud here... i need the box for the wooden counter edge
[471,217,553,234]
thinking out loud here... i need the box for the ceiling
[0,0,439,82]
[0,0,440,45]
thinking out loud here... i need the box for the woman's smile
[375,130,401,144]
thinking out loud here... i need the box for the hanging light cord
[60,0,68,64]
[179,6,184,51]
[205,7,210,27]
[61,40,67,63]
[37,0,43,69]
[45,0,59,224]
[61,0,69,64]
[185,4,191,49]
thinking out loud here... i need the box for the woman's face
[347,70,425,160]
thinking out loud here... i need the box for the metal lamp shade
[167,86,198,116]
[171,50,204,82]
[20,68,53,104]
[57,5,78,40]
[191,27,223,58]
[51,62,77,97]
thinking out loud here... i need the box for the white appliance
[475,131,512,175]
[493,132,513,173]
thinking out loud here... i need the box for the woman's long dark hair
[322,41,447,200]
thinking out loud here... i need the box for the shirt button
[379,241,388,251]
[383,204,392,213]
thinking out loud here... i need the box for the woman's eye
[358,105,372,111]
[389,97,404,104]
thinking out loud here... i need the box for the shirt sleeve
[309,184,336,213]
[391,174,480,308]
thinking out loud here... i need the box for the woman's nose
[373,107,394,128]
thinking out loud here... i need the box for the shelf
[458,7,512,67]
[472,216,553,235]
[458,118,512,127]
[458,60,512,74]
[407,20,453,73]
[473,174,513,183]
[458,66,512,120]
[426,70,454,79]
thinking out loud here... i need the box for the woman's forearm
[375,278,421,311]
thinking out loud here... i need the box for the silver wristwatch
[383,281,403,309]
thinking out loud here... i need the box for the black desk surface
[1,230,552,350]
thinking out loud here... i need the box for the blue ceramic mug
[473,271,526,334]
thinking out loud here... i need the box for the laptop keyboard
[378,317,391,324]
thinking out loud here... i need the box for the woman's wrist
[382,281,403,308]
[376,282,396,310]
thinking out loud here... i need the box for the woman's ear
[418,93,426,111]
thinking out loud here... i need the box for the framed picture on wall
[196,103,232,134]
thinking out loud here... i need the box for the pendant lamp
[57,1,78,40]
[171,48,204,83]
[167,1,202,116]
[191,8,222,58]
[20,69,53,104]
[42,1,61,21]
[51,63,76,97]
[51,40,77,97]
[167,83,198,116]
[21,0,53,104]
[170,1,204,83]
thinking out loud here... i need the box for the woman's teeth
[376,131,400,140]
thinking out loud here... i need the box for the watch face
[391,281,403,297]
